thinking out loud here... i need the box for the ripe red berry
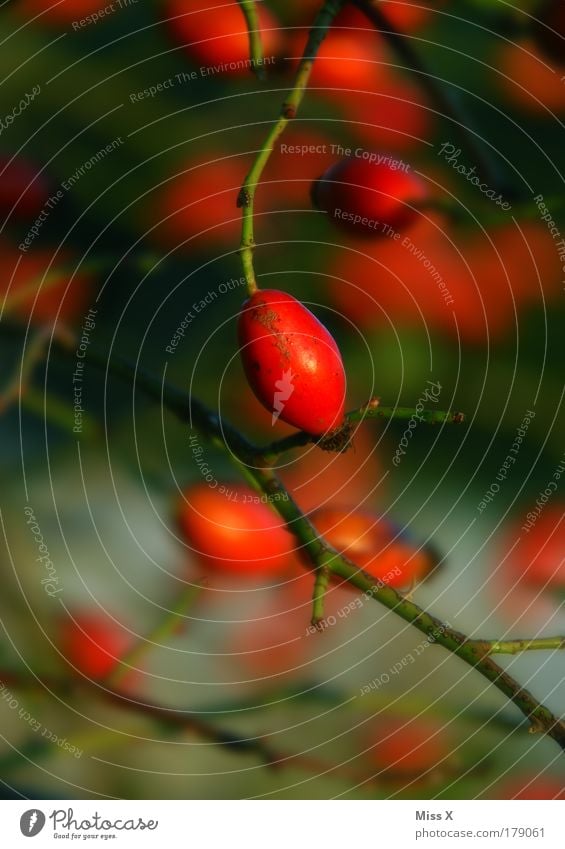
[0,156,50,222]
[509,504,565,589]
[60,612,132,680]
[311,506,436,588]
[367,716,451,777]
[149,154,245,251]
[492,775,565,800]
[178,483,294,576]
[287,29,383,94]
[0,239,94,327]
[238,289,346,436]
[378,0,445,31]
[165,0,282,75]
[312,155,427,237]
[496,39,565,114]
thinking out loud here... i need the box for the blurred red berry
[287,29,384,95]
[311,505,436,588]
[0,239,94,326]
[60,612,132,680]
[496,39,565,114]
[492,775,565,799]
[341,75,432,152]
[148,154,246,251]
[327,219,560,342]
[366,716,452,776]
[178,483,294,576]
[0,156,50,222]
[312,154,427,237]
[165,0,282,74]
[508,505,565,589]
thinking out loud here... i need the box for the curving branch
[259,398,465,461]
[237,0,347,294]
[45,336,565,753]
[237,0,266,79]
[487,637,565,655]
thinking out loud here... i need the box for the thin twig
[259,399,465,462]
[107,583,205,688]
[237,0,266,80]
[487,637,565,655]
[237,0,347,294]
[47,338,565,752]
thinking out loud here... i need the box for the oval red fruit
[312,155,427,237]
[0,156,50,222]
[366,716,452,777]
[60,612,132,680]
[178,483,294,576]
[311,506,436,588]
[238,289,346,436]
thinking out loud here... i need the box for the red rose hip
[312,154,427,237]
[311,506,437,588]
[238,289,346,435]
[60,611,133,680]
[178,483,294,576]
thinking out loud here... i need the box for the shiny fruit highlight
[238,289,346,436]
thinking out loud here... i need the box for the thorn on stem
[282,102,297,119]
[529,718,545,735]
[237,187,251,208]
[318,420,354,453]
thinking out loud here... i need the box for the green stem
[41,337,565,752]
[260,399,465,461]
[237,0,266,80]
[107,583,204,688]
[0,329,49,415]
[488,637,565,655]
[237,0,347,295]
[311,565,331,628]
